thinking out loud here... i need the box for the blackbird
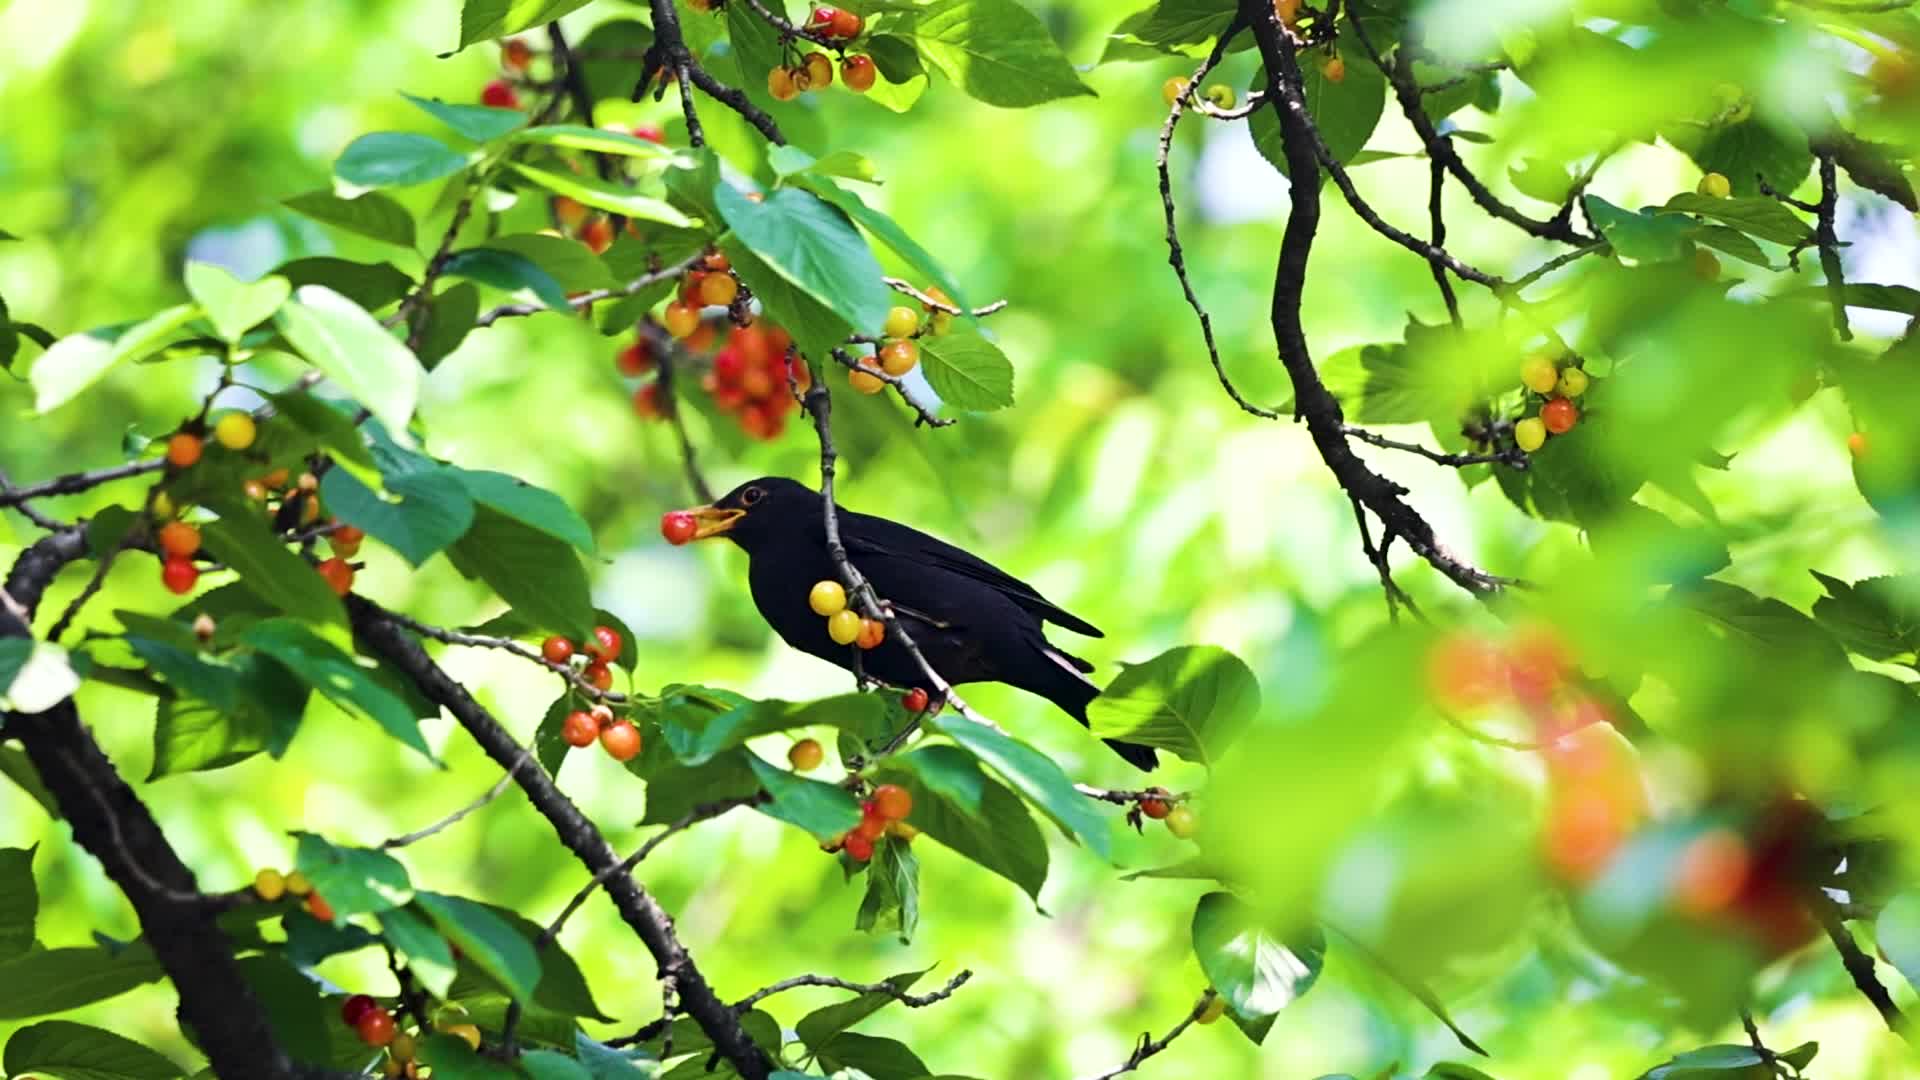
[674,477,1157,770]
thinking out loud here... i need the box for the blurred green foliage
[3,0,1920,1077]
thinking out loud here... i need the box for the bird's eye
[741,486,763,506]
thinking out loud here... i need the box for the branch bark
[349,599,775,1080]
[2,529,358,1080]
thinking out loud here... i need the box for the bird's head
[666,476,819,552]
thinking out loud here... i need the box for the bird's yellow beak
[683,505,745,540]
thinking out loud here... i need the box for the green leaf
[446,506,597,639]
[150,693,275,778]
[1690,119,1812,198]
[198,512,349,629]
[335,132,471,188]
[770,146,882,184]
[1877,890,1920,1001]
[1691,224,1771,268]
[510,124,679,160]
[1657,193,1811,246]
[906,0,1094,107]
[715,184,891,336]
[418,1032,523,1078]
[444,248,572,313]
[450,469,595,554]
[3,1020,181,1080]
[403,92,526,142]
[0,746,60,819]
[717,239,850,368]
[283,190,419,248]
[31,304,201,413]
[418,282,481,370]
[0,640,31,702]
[282,908,380,967]
[634,750,761,826]
[510,162,696,227]
[1583,195,1693,263]
[1087,646,1260,766]
[458,0,595,48]
[1811,571,1920,662]
[918,332,1014,412]
[467,903,613,1021]
[746,754,863,840]
[575,20,656,103]
[799,176,971,318]
[1191,892,1324,1046]
[184,262,291,343]
[84,505,140,558]
[0,944,164,1018]
[321,466,476,567]
[1131,0,1235,49]
[293,831,413,918]
[795,967,931,1049]
[270,390,377,470]
[521,1050,595,1080]
[246,618,433,758]
[235,954,337,1067]
[661,692,882,765]
[1249,42,1385,178]
[1643,1044,1771,1079]
[925,713,1111,859]
[276,257,416,311]
[378,904,459,999]
[855,838,920,944]
[875,746,1047,900]
[814,1031,930,1078]
[1508,157,1577,204]
[0,846,35,961]
[414,891,542,1006]
[478,233,618,293]
[274,284,422,437]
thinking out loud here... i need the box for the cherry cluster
[251,867,334,923]
[155,414,361,598]
[1136,786,1197,839]
[767,8,881,98]
[846,286,955,395]
[340,994,481,1077]
[829,783,916,862]
[540,626,623,692]
[560,702,643,762]
[1513,353,1589,453]
[808,580,885,649]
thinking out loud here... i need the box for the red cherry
[842,831,874,861]
[480,79,519,109]
[600,721,642,762]
[809,6,840,32]
[541,636,574,665]
[1139,786,1173,820]
[633,383,663,420]
[1426,633,1507,712]
[356,1008,396,1047]
[562,710,600,748]
[661,511,698,545]
[161,556,200,595]
[581,217,613,254]
[714,347,746,382]
[829,8,863,38]
[872,784,912,820]
[501,39,533,72]
[583,661,613,692]
[341,994,377,1027]
[631,123,665,144]
[1540,396,1579,435]
[317,557,354,597]
[587,624,622,663]
[166,433,204,469]
[842,55,877,93]
[903,687,929,713]
[618,341,653,376]
[854,802,889,840]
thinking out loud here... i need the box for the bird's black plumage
[683,477,1156,771]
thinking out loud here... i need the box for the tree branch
[349,598,775,1080]
[476,251,706,328]
[1811,891,1910,1042]
[1080,992,1215,1080]
[0,458,167,509]
[733,968,973,1012]
[1238,0,1512,598]
[2,530,358,1080]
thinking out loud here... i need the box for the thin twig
[1080,992,1216,1080]
[1075,784,1191,806]
[379,608,628,704]
[380,769,519,848]
[476,251,705,327]
[1342,424,1525,469]
[652,330,716,503]
[882,278,1009,317]
[1428,155,1462,327]
[827,348,954,428]
[1813,149,1851,342]
[733,968,973,1012]
[0,459,167,509]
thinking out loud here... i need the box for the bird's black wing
[840,508,1104,638]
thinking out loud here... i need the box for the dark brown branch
[2,529,357,1080]
[734,968,973,1012]
[651,331,716,502]
[0,459,167,509]
[1427,156,1462,326]
[396,191,479,349]
[1239,0,1511,598]
[1342,424,1525,469]
[1811,891,1909,1041]
[1353,13,1593,246]
[1812,149,1851,342]
[349,599,775,1080]
[476,251,705,327]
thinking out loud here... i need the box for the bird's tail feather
[1042,649,1159,772]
